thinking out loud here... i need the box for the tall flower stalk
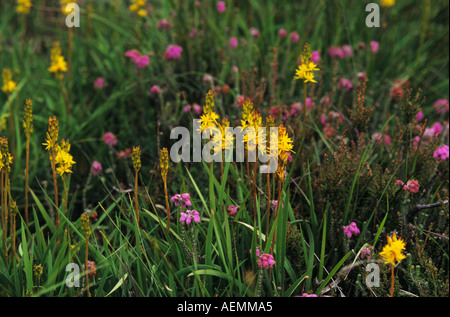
[379,233,406,297]
[132,146,141,226]
[0,137,13,258]
[160,148,170,232]
[23,98,33,225]
[80,213,91,297]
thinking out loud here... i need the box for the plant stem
[390,265,395,297]
[25,137,30,225]
[134,170,139,226]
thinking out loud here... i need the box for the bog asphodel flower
[379,233,406,265]
[2,69,17,94]
[294,43,320,84]
[200,90,220,132]
[381,0,395,7]
[48,42,67,77]
[16,0,32,14]
[60,0,77,14]
[55,140,76,176]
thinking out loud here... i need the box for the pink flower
[227,205,239,216]
[278,28,287,38]
[90,161,102,176]
[289,31,299,43]
[360,246,374,260]
[342,45,353,57]
[396,180,405,186]
[150,85,161,94]
[228,37,238,49]
[343,222,360,238]
[329,45,345,59]
[125,49,149,68]
[192,103,202,115]
[164,45,183,61]
[103,132,117,147]
[171,193,192,208]
[189,27,197,38]
[433,144,449,161]
[203,74,213,83]
[257,253,276,270]
[250,27,260,39]
[433,99,449,114]
[157,18,171,30]
[416,110,424,122]
[403,179,420,194]
[311,50,320,65]
[357,72,367,81]
[179,209,200,225]
[372,132,391,146]
[216,1,226,12]
[370,41,379,54]
[300,293,318,297]
[338,78,353,92]
[94,77,105,89]
[431,122,443,135]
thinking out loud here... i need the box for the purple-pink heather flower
[300,293,318,297]
[150,85,161,94]
[179,209,200,225]
[343,222,360,238]
[90,161,102,176]
[433,99,449,114]
[103,132,117,147]
[361,246,374,260]
[396,180,405,187]
[157,18,171,30]
[372,132,391,146]
[227,205,239,216]
[311,50,320,65]
[338,78,353,92]
[228,37,238,49]
[329,45,345,59]
[216,1,226,12]
[164,45,183,61]
[357,72,367,81]
[289,31,299,43]
[370,41,379,54]
[257,253,276,270]
[125,49,149,68]
[433,144,449,161]
[278,28,287,38]
[403,179,420,193]
[170,193,192,208]
[342,45,353,57]
[250,27,260,39]
[94,77,105,89]
[416,110,424,122]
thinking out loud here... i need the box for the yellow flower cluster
[381,0,395,7]
[200,90,220,132]
[55,140,76,176]
[379,233,406,265]
[160,148,169,179]
[48,42,67,77]
[2,69,17,94]
[60,0,77,15]
[294,43,319,84]
[129,0,148,17]
[16,0,32,14]
[0,137,13,172]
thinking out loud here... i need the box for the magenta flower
[357,72,367,81]
[278,28,287,38]
[360,246,374,260]
[164,45,183,61]
[433,144,449,161]
[228,37,238,49]
[179,209,200,225]
[329,45,345,59]
[343,222,360,238]
[300,293,318,297]
[250,27,260,39]
[433,99,449,114]
[90,161,102,176]
[94,77,105,89]
[311,50,320,65]
[370,41,379,54]
[372,132,391,146]
[257,253,276,270]
[416,110,424,122]
[338,78,353,92]
[403,179,420,194]
[216,1,226,12]
[227,205,239,216]
[289,31,299,43]
[157,18,171,30]
[125,49,149,68]
[170,193,192,208]
[342,45,353,57]
[103,132,118,147]
[150,85,161,94]
[396,180,405,186]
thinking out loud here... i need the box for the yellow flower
[129,0,147,16]
[277,125,294,156]
[2,69,17,94]
[294,43,319,84]
[48,42,67,76]
[55,140,75,176]
[200,90,220,132]
[16,0,32,14]
[381,0,395,7]
[379,233,406,265]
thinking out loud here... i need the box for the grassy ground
[0,0,448,297]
